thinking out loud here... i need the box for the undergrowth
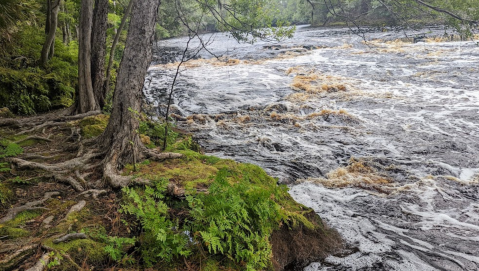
[109,138,317,270]
[0,140,23,205]
[0,26,78,115]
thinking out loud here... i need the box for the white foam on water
[147,26,479,270]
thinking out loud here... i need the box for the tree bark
[91,0,109,108]
[61,2,70,45]
[45,0,51,34]
[41,0,61,66]
[99,0,160,182]
[75,0,99,114]
[103,0,134,101]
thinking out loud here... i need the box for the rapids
[144,25,479,270]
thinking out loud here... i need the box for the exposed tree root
[79,189,107,200]
[25,253,50,271]
[4,110,183,199]
[66,200,86,217]
[16,121,58,135]
[103,147,183,188]
[103,161,151,188]
[20,154,57,160]
[0,245,37,271]
[143,148,184,161]
[58,176,85,192]
[1,109,101,135]
[15,135,53,144]
[0,119,22,128]
[42,245,82,270]
[53,233,88,244]
[10,151,105,192]
[0,192,59,224]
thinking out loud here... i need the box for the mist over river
[144,25,479,270]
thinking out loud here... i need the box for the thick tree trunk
[99,0,160,185]
[103,0,134,100]
[91,0,109,108]
[41,0,61,66]
[75,0,99,114]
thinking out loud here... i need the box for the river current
[144,26,479,270]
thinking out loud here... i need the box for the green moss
[79,114,109,138]
[81,124,105,139]
[44,199,76,218]
[17,139,39,147]
[0,226,30,239]
[47,238,108,265]
[0,183,14,205]
[0,107,14,118]
[4,209,43,227]
[0,210,43,240]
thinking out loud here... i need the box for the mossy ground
[0,115,341,271]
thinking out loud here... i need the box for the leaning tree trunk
[41,0,61,66]
[75,0,99,114]
[99,0,161,187]
[91,0,109,108]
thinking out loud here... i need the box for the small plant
[0,140,23,158]
[104,236,136,262]
[0,140,23,203]
[138,120,179,150]
[45,251,63,269]
[120,179,191,266]
[11,176,30,184]
[0,162,9,172]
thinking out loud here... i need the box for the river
[144,25,479,270]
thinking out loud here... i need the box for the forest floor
[0,109,342,271]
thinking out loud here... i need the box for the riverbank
[0,111,342,270]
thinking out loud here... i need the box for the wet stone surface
[145,25,479,270]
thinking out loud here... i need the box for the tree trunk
[91,0,109,108]
[41,0,61,66]
[103,0,134,101]
[61,2,70,45]
[45,0,51,34]
[99,0,160,184]
[75,0,99,114]
[62,23,68,44]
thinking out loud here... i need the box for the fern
[0,140,23,174]
[0,140,23,158]
[186,168,281,270]
[120,179,191,266]
[104,236,136,262]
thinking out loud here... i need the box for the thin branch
[413,0,477,24]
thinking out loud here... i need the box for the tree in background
[41,0,62,66]
[309,0,479,34]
